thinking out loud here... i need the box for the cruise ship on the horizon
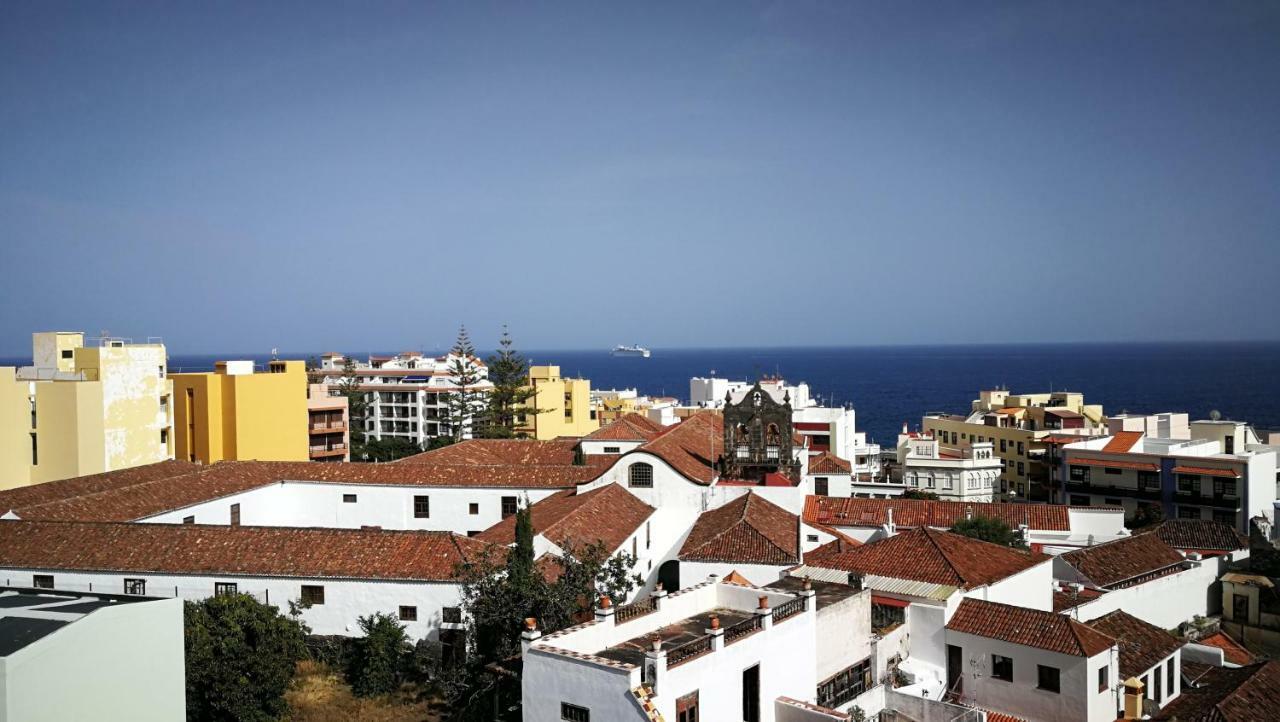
[611,344,650,358]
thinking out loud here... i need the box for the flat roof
[766,576,860,611]
[0,588,155,657]
[596,607,756,667]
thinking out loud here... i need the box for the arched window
[629,462,653,488]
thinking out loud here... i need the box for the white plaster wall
[0,568,462,640]
[579,440,643,456]
[906,601,948,688]
[139,481,561,534]
[0,597,185,722]
[945,629,1118,722]
[1063,561,1221,628]
[521,649,641,722]
[1066,508,1129,540]
[678,561,791,588]
[966,559,1055,611]
[816,588,872,681]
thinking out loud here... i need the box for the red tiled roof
[1172,465,1240,478]
[808,452,852,475]
[1153,662,1280,721]
[0,520,490,581]
[1052,585,1106,612]
[1197,631,1257,666]
[396,438,581,466]
[476,484,654,553]
[802,527,1048,589]
[804,496,1078,531]
[6,460,604,523]
[631,412,723,484]
[0,460,200,513]
[1039,434,1085,445]
[1086,610,1182,678]
[1060,533,1186,588]
[947,598,1115,657]
[584,414,663,442]
[1070,457,1160,472]
[1102,431,1144,453]
[679,492,799,565]
[1142,519,1248,553]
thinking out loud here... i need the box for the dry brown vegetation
[282,660,442,722]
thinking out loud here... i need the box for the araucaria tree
[441,326,487,442]
[949,515,1028,549]
[337,356,368,452]
[480,326,539,439]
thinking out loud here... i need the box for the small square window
[399,605,417,621]
[806,534,819,543]
[32,574,54,589]
[502,496,518,518]
[1098,665,1109,692]
[603,446,620,454]
[230,503,241,526]
[469,503,479,515]
[992,654,1013,682]
[60,349,73,359]
[1037,664,1060,693]
[467,530,480,537]
[343,494,357,504]
[301,585,325,606]
[443,607,462,624]
[215,582,238,596]
[124,578,146,595]
[414,495,430,518]
[561,702,590,722]
[182,515,195,524]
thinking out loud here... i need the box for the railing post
[594,595,616,627]
[707,614,724,651]
[652,583,667,611]
[757,595,773,630]
[802,579,817,612]
[644,638,667,694]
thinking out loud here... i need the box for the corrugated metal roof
[863,574,957,601]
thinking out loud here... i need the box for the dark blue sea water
[9,343,1278,446]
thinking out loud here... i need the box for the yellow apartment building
[922,388,1107,501]
[171,360,309,464]
[517,365,599,439]
[0,332,173,490]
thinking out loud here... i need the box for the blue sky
[2,2,1277,355]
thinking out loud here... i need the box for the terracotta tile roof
[1052,585,1106,612]
[808,452,852,475]
[804,496,1077,531]
[981,711,1028,722]
[1197,631,1256,666]
[802,527,1048,589]
[1181,660,1216,685]
[678,492,799,565]
[1171,465,1240,478]
[995,407,1025,415]
[476,484,654,554]
[0,519,490,581]
[0,460,200,514]
[1060,533,1187,588]
[1039,434,1085,445]
[6,460,603,523]
[1086,610,1182,678]
[946,598,1115,657]
[1153,661,1280,721]
[1102,431,1144,453]
[631,412,723,484]
[1070,457,1160,472]
[396,438,581,466]
[1142,520,1248,553]
[583,414,663,442]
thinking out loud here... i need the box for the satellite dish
[1210,409,1222,421]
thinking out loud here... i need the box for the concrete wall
[0,568,462,641]
[816,587,873,682]
[0,597,185,722]
[1063,560,1222,628]
[967,559,1055,611]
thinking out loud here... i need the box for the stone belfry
[720,380,800,483]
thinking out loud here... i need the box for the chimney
[902,421,909,435]
[1122,677,1144,719]
[886,507,896,535]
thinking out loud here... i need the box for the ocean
[7,342,1279,446]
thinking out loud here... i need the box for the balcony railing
[1173,492,1240,509]
[666,635,713,668]
[772,595,807,624]
[723,615,763,645]
[615,598,657,624]
[1064,481,1161,501]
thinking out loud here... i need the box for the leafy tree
[1127,502,1165,530]
[360,437,423,462]
[950,515,1028,549]
[440,326,488,442]
[479,326,540,439]
[346,612,413,697]
[304,355,324,386]
[903,489,939,500]
[337,356,368,450]
[184,593,307,722]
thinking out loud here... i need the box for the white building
[676,492,802,588]
[806,452,907,500]
[944,598,1120,722]
[1086,609,1184,713]
[315,352,493,445]
[522,579,820,722]
[0,520,484,643]
[896,430,1002,503]
[0,588,185,722]
[1059,419,1279,533]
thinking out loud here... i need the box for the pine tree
[480,326,540,439]
[440,326,487,442]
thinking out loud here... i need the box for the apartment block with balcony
[170,360,309,464]
[1058,420,1279,533]
[307,383,349,461]
[522,580,820,722]
[0,332,173,490]
[922,388,1108,501]
[516,365,599,440]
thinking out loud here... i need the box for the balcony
[1065,480,1162,501]
[309,444,347,459]
[308,421,346,433]
[1172,492,1240,509]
